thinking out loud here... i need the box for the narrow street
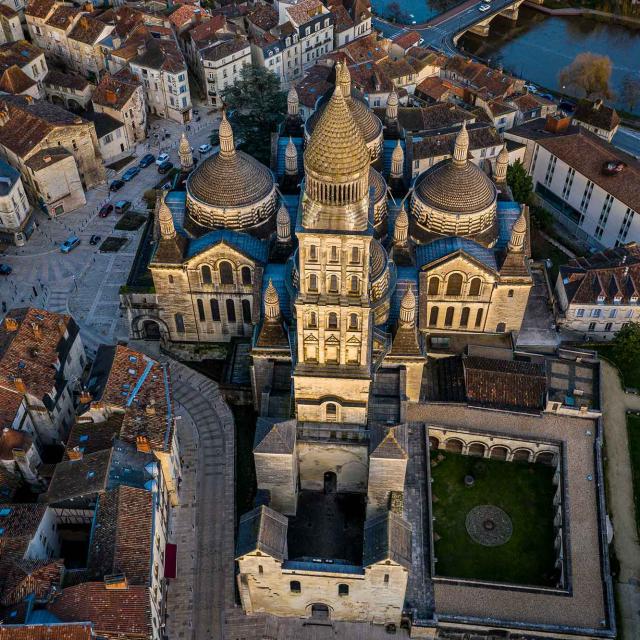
[600,361,640,639]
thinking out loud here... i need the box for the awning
[164,543,177,579]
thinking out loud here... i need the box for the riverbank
[525,1,640,28]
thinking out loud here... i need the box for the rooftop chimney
[545,113,571,134]
[14,377,26,393]
[136,435,152,453]
[104,574,128,590]
[80,390,92,404]
[31,322,41,340]
[68,446,83,461]
[105,89,117,105]
[4,317,18,332]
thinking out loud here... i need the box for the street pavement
[0,108,221,355]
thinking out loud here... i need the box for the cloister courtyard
[430,451,559,587]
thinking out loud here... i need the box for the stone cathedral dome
[185,112,277,237]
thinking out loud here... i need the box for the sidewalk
[600,361,640,640]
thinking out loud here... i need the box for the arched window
[168,274,174,284]
[428,277,440,296]
[475,308,483,328]
[309,312,317,328]
[446,273,463,296]
[219,261,234,285]
[210,299,220,321]
[309,245,317,261]
[429,306,439,327]
[309,273,318,291]
[496,322,506,333]
[326,403,338,422]
[444,306,454,327]
[226,299,236,323]
[349,313,358,330]
[242,299,252,323]
[241,266,252,285]
[468,277,482,296]
[258,565,263,574]
[338,584,349,597]
[197,299,205,321]
[508,289,514,298]
[328,312,338,329]
[174,313,185,333]
[201,265,212,285]
[351,246,359,263]
[329,275,338,293]
[330,245,338,262]
[460,307,470,328]
[350,276,359,294]
[290,580,301,593]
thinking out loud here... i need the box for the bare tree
[558,52,614,100]
[620,73,640,113]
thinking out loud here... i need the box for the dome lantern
[285,137,298,176]
[179,132,193,171]
[277,203,291,243]
[264,280,280,320]
[219,111,235,157]
[453,121,469,167]
[336,60,351,99]
[386,89,399,121]
[495,144,509,183]
[399,286,416,328]
[159,194,176,240]
[287,85,299,117]
[508,208,527,252]
[391,140,404,179]
[394,205,408,245]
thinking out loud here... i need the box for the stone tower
[293,75,375,425]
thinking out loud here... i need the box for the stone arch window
[446,273,463,296]
[174,313,185,333]
[309,273,318,292]
[226,299,236,323]
[201,265,212,285]
[383,574,389,584]
[349,313,358,330]
[536,451,555,466]
[210,299,220,321]
[445,438,463,453]
[290,580,301,593]
[328,312,338,329]
[475,308,483,328]
[429,306,439,327]
[428,436,440,450]
[351,246,360,263]
[308,312,317,328]
[242,299,252,323]
[241,266,252,285]
[350,276,359,294]
[460,307,470,328]
[219,261,234,285]
[168,274,174,284]
[197,299,205,322]
[468,442,486,457]
[496,322,506,333]
[325,402,338,422]
[428,277,440,296]
[490,445,509,460]
[338,584,349,597]
[258,565,263,574]
[444,306,454,327]
[468,277,482,296]
[508,289,514,298]
[513,448,532,463]
[329,274,339,293]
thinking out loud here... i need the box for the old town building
[0,40,48,101]
[0,158,32,245]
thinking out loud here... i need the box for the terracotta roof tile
[44,6,79,30]
[24,0,56,20]
[286,0,325,25]
[91,69,139,110]
[68,15,109,45]
[0,41,42,74]
[0,624,93,640]
[0,66,36,95]
[573,98,620,131]
[44,70,90,93]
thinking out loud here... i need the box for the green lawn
[431,452,558,586]
[627,415,640,536]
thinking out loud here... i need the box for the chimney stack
[4,317,18,332]
[68,446,83,461]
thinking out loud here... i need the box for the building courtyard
[430,451,558,586]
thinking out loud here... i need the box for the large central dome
[411,122,498,246]
[185,113,277,237]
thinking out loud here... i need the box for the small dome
[391,140,403,162]
[399,287,416,327]
[387,89,399,107]
[369,166,386,203]
[264,279,280,320]
[285,137,297,159]
[158,194,175,240]
[304,86,370,180]
[370,239,386,279]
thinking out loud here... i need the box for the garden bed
[99,236,128,253]
[115,211,147,231]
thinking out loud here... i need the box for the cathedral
[121,62,533,627]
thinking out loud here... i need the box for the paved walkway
[130,342,236,640]
[600,361,640,640]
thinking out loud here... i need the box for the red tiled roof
[0,66,36,95]
[92,70,140,110]
[24,0,56,20]
[44,5,79,30]
[286,0,325,25]
[48,583,151,638]
[0,624,93,640]
[391,30,421,50]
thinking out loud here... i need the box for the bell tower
[293,66,375,426]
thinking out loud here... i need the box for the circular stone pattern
[465,505,513,547]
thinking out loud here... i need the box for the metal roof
[186,229,269,262]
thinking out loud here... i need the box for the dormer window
[597,295,605,304]
[632,295,639,304]
[614,295,622,305]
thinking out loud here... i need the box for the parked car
[157,160,174,174]
[99,203,113,218]
[199,143,212,154]
[139,153,156,168]
[0,263,12,275]
[60,235,81,253]
[122,166,140,181]
[89,235,101,246]
[478,4,491,11]
[156,153,170,165]
[524,83,538,93]
[115,200,131,214]
[538,93,554,101]
[109,179,124,192]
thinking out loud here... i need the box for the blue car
[139,153,155,168]
[60,235,80,253]
[122,166,140,181]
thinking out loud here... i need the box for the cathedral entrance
[323,471,337,494]
[311,603,330,620]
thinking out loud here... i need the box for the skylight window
[129,356,137,363]
[87,470,96,479]
[79,435,89,443]
[0,508,12,517]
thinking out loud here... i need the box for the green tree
[558,52,613,100]
[620,73,640,114]
[506,160,533,204]
[612,322,640,374]
[219,65,287,165]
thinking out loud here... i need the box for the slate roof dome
[185,112,277,236]
[414,123,497,215]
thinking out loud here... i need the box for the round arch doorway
[310,603,330,620]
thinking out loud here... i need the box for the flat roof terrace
[287,490,366,565]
